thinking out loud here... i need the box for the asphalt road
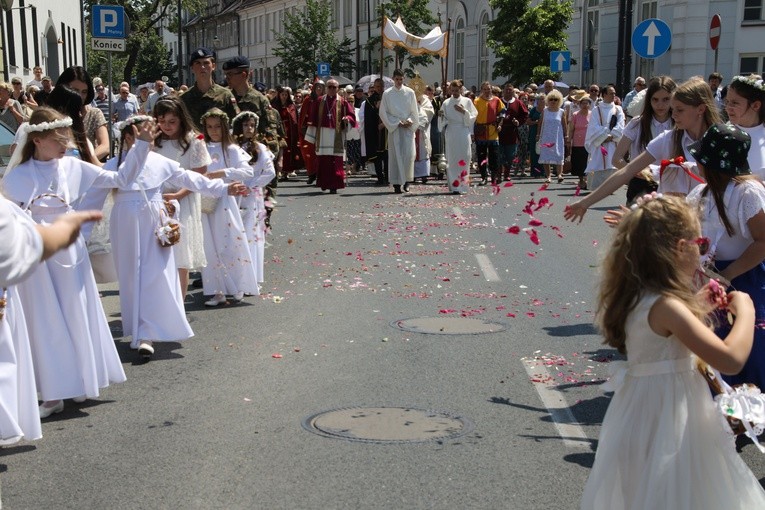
[2,171,764,509]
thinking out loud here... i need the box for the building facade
[0,0,85,84]
[559,0,765,92]
[173,0,500,90]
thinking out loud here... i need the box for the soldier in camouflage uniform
[261,103,285,195]
[180,47,238,131]
[223,56,270,136]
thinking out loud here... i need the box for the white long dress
[380,85,419,185]
[107,143,233,348]
[154,135,212,270]
[201,142,258,297]
[239,143,276,284]
[414,95,434,179]
[438,96,478,193]
[581,294,765,509]
[0,199,42,444]
[585,101,625,189]
[0,153,144,401]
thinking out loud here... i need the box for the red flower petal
[507,225,521,234]
[538,183,549,191]
[458,160,466,166]
[503,181,514,187]
[452,179,460,187]
[529,218,543,227]
[527,229,540,245]
[574,185,581,196]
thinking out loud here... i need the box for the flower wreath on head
[5,117,74,176]
[732,75,765,93]
[200,109,231,128]
[232,110,259,128]
[630,191,664,210]
[115,115,153,132]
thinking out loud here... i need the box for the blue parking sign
[92,5,127,39]
[317,62,330,77]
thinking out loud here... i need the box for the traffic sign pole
[709,14,721,72]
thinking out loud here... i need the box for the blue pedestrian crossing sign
[317,62,330,77]
[632,18,672,59]
[550,51,571,73]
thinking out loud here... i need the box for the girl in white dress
[232,112,276,284]
[612,76,676,204]
[0,107,142,417]
[582,194,765,509]
[0,198,102,441]
[152,97,212,298]
[565,77,722,222]
[198,109,259,306]
[724,75,765,179]
[107,116,247,357]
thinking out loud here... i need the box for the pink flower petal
[542,142,554,148]
[503,181,514,187]
[538,183,549,191]
[526,312,536,318]
[526,252,536,258]
[460,169,468,177]
[600,146,608,156]
[574,185,581,196]
[272,353,283,359]
[506,312,516,317]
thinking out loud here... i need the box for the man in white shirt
[26,66,44,90]
[622,77,646,118]
[379,69,419,194]
[585,85,625,189]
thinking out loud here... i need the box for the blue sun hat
[688,123,751,176]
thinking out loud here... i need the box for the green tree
[134,31,178,84]
[366,0,439,77]
[488,0,574,85]
[273,0,356,83]
[85,0,203,86]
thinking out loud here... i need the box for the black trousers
[476,143,499,181]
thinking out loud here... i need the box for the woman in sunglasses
[687,123,765,389]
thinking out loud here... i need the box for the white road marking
[475,254,501,282]
[522,361,590,448]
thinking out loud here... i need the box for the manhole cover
[302,406,474,444]
[392,316,505,335]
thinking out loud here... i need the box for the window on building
[454,18,465,81]
[359,0,368,22]
[479,12,490,83]
[344,0,352,26]
[744,0,763,22]
[333,0,340,29]
[741,54,765,74]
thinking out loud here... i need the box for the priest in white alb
[379,69,419,193]
[438,79,478,194]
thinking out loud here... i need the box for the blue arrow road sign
[92,5,127,39]
[550,51,571,72]
[317,62,330,76]
[632,18,671,59]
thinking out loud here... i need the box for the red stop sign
[709,14,721,50]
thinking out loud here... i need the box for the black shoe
[306,175,316,185]
[403,183,410,193]
[480,178,489,186]
[421,177,428,184]
[437,173,445,180]
[329,189,337,194]
[191,278,203,289]
[393,185,402,194]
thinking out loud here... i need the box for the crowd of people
[2,47,765,507]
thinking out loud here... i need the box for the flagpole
[443,17,452,88]
[379,4,385,77]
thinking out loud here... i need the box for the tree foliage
[366,0,439,77]
[85,0,203,86]
[273,0,356,83]
[488,0,574,85]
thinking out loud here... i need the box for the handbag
[200,195,220,214]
